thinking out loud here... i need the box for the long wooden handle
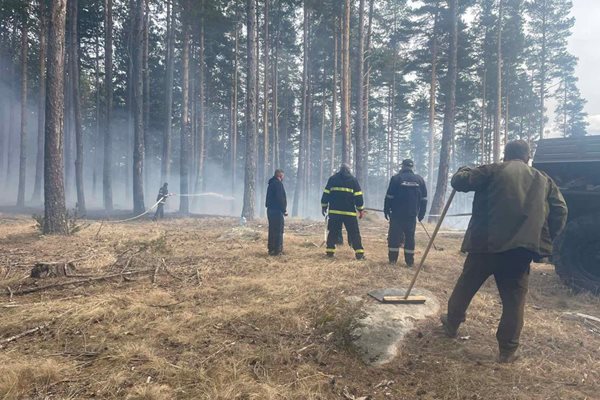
[404,189,457,299]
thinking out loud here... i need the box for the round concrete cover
[351,288,440,366]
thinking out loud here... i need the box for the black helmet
[401,159,414,169]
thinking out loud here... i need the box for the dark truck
[533,135,600,294]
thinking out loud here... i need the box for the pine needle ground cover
[0,215,598,400]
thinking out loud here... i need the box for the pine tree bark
[428,2,439,193]
[194,1,206,194]
[355,0,366,187]
[263,0,270,186]
[69,0,86,213]
[230,17,239,199]
[179,0,191,213]
[161,0,175,184]
[429,0,458,221]
[480,68,487,164]
[330,18,338,173]
[32,2,47,204]
[132,0,145,214]
[340,0,351,165]
[43,0,68,234]
[493,0,503,163]
[272,0,280,168]
[142,0,150,192]
[242,0,258,220]
[103,0,113,210]
[93,38,100,198]
[17,4,29,208]
[539,7,547,140]
[363,0,374,188]
[292,0,309,217]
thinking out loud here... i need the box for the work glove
[384,210,390,221]
[358,210,366,220]
[322,207,328,217]
[418,213,425,222]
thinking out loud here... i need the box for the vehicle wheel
[553,214,600,294]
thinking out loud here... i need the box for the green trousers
[447,248,533,352]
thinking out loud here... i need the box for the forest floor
[0,212,598,400]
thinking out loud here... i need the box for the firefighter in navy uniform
[384,159,428,266]
[153,183,170,221]
[321,164,366,260]
[265,169,288,256]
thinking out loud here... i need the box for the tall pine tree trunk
[242,0,258,220]
[179,0,191,213]
[142,0,150,194]
[480,68,487,164]
[493,0,503,163]
[132,0,145,214]
[330,18,338,174]
[428,2,439,193]
[539,11,547,140]
[230,17,239,200]
[363,0,374,191]
[161,0,174,184]
[429,0,458,220]
[103,0,113,210]
[70,0,86,213]
[44,0,68,234]
[32,2,46,204]
[17,4,29,208]
[263,0,270,185]
[355,0,366,187]
[194,2,206,196]
[292,0,309,217]
[340,0,351,165]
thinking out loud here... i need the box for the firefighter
[153,183,170,220]
[440,140,568,363]
[265,169,288,256]
[321,164,366,260]
[384,159,428,267]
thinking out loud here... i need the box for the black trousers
[153,204,165,220]
[326,215,364,257]
[447,248,533,353]
[267,209,285,255]
[388,216,417,263]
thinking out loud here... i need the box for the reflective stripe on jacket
[321,171,364,217]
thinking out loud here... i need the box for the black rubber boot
[440,314,459,338]
[405,254,415,268]
[388,251,399,265]
[355,253,365,260]
[498,349,520,363]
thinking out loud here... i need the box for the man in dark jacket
[153,183,170,220]
[321,164,366,260]
[266,169,287,256]
[384,159,428,267]
[440,140,568,363]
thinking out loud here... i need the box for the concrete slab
[351,288,440,366]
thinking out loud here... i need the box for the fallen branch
[152,264,160,284]
[563,312,600,324]
[0,322,53,348]
[0,308,73,349]
[7,269,155,296]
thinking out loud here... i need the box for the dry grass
[0,213,598,399]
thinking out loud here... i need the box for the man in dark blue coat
[384,159,428,266]
[265,169,288,256]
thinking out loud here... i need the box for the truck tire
[553,214,600,294]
